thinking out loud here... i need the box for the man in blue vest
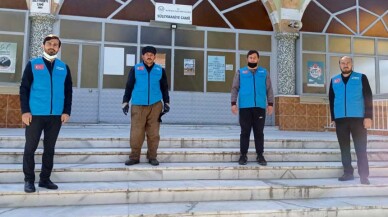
[231,50,274,165]
[20,34,73,193]
[329,56,373,185]
[122,46,170,166]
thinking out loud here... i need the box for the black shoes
[24,181,36,193]
[125,159,140,166]
[338,173,354,181]
[238,155,247,165]
[25,180,58,192]
[125,158,159,166]
[360,177,370,185]
[338,174,370,184]
[38,180,58,190]
[148,159,159,166]
[257,155,267,166]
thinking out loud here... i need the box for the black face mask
[248,62,257,68]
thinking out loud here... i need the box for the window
[208,31,235,50]
[60,20,102,41]
[141,26,171,46]
[379,60,388,94]
[378,40,388,55]
[105,24,137,43]
[354,38,374,55]
[60,44,79,87]
[302,34,325,52]
[81,45,99,88]
[354,57,376,94]
[175,29,204,48]
[301,33,385,95]
[329,36,351,53]
[0,11,25,32]
[239,34,271,52]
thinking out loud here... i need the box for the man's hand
[122,103,129,115]
[61,114,70,123]
[163,103,170,113]
[231,105,238,115]
[22,112,32,126]
[364,118,372,129]
[267,106,273,115]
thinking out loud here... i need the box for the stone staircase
[0,126,388,216]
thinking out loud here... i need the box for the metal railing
[372,99,388,131]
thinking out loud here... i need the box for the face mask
[248,62,257,68]
[43,51,57,61]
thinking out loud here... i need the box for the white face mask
[43,51,57,61]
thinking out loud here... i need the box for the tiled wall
[0,94,23,128]
[275,95,329,131]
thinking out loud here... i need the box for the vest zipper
[50,61,53,114]
[148,70,150,105]
[344,83,347,117]
[253,72,257,107]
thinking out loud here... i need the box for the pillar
[28,13,56,59]
[275,32,299,95]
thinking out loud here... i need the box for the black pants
[335,118,369,178]
[239,107,266,156]
[23,116,62,182]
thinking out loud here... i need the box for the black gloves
[122,103,129,115]
[163,103,170,113]
[159,103,170,122]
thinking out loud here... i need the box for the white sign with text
[30,0,51,14]
[155,3,193,25]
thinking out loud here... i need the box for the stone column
[29,13,56,59]
[275,32,299,95]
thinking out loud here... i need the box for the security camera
[288,20,302,29]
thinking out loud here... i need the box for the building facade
[0,0,387,131]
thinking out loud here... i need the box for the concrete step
[1,162,388,183]
[1,148,388,164]
[1,137,387,149]
[1,178,388,208]
[1,196,388,217]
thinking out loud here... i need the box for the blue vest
[332,72,364,119]
[238,66,267,109]
[131,63,163,105]
[30,58,67,115]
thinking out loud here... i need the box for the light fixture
[171,24,177,29]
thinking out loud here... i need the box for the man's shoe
[338,174,354,181]
[360,177,370,185]
[148,159,159,166]
[38,180,58,190]
[238,155,247,165]
[24,181,36,193]
[257,155,267,166]
[125,159,140,166]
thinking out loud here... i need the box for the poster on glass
[207,56,225,82]
[307,61,324,87]
[184,59,195,75]
[0,42,17,74]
